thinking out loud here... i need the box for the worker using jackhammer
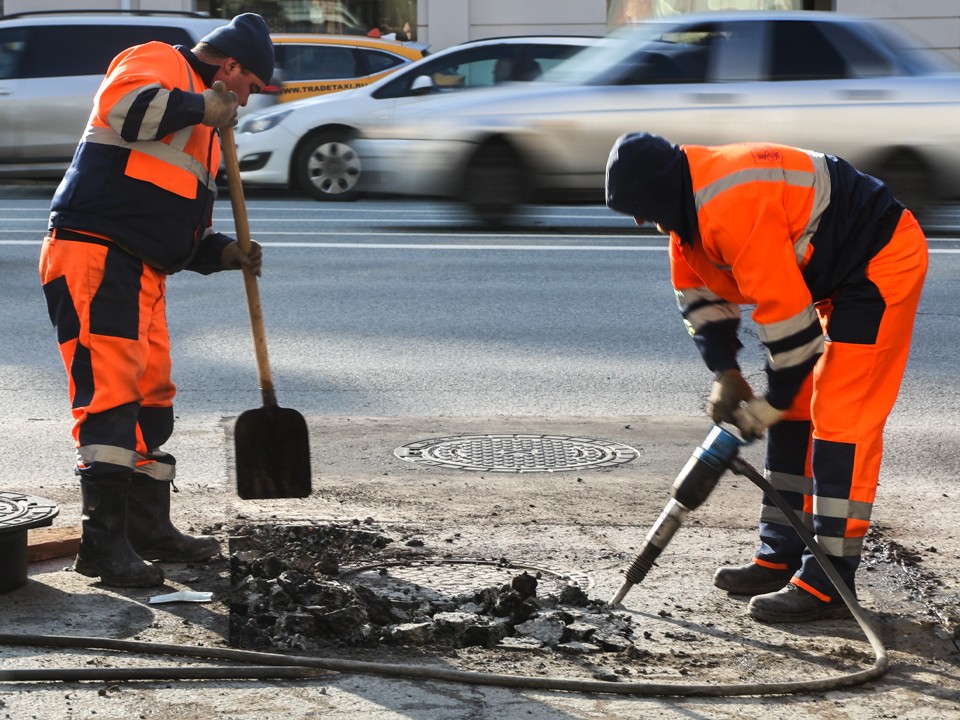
[38,14,273,588]
[605,133,928,623]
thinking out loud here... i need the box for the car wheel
[878,149,932,215]
[460,142,527,226]
[294,131,363,201]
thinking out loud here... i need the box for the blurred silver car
[0,11,227,179]
[234,36,595,200]
[358,11,960,224]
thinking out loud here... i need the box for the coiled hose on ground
[0,453,887,696]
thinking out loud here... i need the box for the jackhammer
[607,423,887,684]
[610,424,743,605]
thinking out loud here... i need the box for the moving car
[245,33,428,112]
[0,10,425,178]
[0,10,228,179]
[357,11,960,224]
[234,36,596,201]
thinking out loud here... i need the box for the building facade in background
[3,0,958,64]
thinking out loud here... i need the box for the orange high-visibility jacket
[49,42,229,274]
[670,142,902,409]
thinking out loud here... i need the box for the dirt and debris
[5,415,960,719]
[861,525,960,637]
[224,518,960,695]
[228,522,638,655]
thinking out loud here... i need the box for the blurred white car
[233,36,596,200]
[357,11,960,224]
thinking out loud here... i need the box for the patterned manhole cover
[0,491,59,533]
[395,434,638,473]
[342,559,592,606]
[1,491,59,592]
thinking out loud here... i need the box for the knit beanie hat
[605,132,691,240]
[202,13,275,84]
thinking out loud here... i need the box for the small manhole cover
[395,434,638,473]
[0,491,59,533]
[1,491,59,593]
[342,559,592,606]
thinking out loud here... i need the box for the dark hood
[605,132,697,244]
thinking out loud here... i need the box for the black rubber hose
[0,455,888,695]
[0,625,878,695]
[0,663,328,682]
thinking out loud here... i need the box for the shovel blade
[234,406,312,500]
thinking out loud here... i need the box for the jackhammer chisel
[610,424,743,606]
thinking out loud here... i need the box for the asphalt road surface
[2,185,958,423]
[1,184,958,719]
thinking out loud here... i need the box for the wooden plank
[27,525,81,562]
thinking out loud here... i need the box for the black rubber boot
[748,583,852,623]
[713,561,796,596]
[126,475,220,562]
[74,474,164,588]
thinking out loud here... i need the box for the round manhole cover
[0,491,59,534]
[395,434,638,473]
[342,559,592,607]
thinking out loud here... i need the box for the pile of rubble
[228,522,635,655]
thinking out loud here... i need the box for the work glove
[706,369,754,424]
[732,397,785,441]
[202,87,238,129]
[221,239,262,277]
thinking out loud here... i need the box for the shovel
[218,97,312,500]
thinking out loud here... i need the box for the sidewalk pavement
[1,415,958,719]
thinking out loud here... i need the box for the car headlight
[238,109,293,134]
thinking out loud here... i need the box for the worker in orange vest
[606,132,928,623]
[39,14,274,588]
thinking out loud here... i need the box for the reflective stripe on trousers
[753,210,928,600]
[39,234,176,479]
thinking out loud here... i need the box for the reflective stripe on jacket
[49,42,227,274]
[669,142,902,409]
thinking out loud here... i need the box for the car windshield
[540,21,701,85]
[540,15,957,86]
[865,21,955,74]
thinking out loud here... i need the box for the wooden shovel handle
[217,94,277,407]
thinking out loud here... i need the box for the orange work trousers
[755,209,928,600]
[39,232,176,480]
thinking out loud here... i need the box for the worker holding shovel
[38,14,273,588]
[605,132,927,623]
